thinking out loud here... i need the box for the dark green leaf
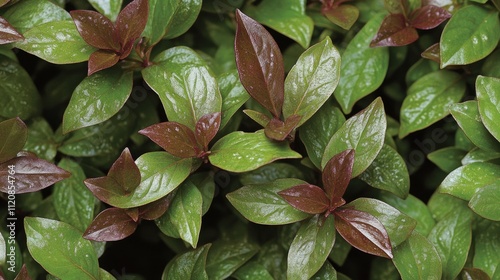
[468,183,500,221]
[218,70,250,130]
[392,231,442,280]
[25,217,100,279]
[162,244,210,280]
[0,17,24,44]
[70,10,119,51]
[206,238,259,279]
[428,147,467,173]
[328,234,351,266]
[476,75,500,142]
[0,56,41,119]
[139,121,200,158]
[288,215,335,279]
[399,70,466,138]
[53,158,95,232]
[232,261,274,280]
[428,207,472,280]
[239,162,306,185]
[24,117,58,161]
[405,58,439,86]
[0,117,27,163]
[283,37,341,127]
[62,67,133,133]
[370,14,419,47]
[334,14,389,113]
[370,258,400,280]
[427,192,469,222]
[3,0,71,33]
[473,219,500,278]
[83,208,138,241]
[440,5,500,67]
[209,131,301,172]
[279,184,330,215]
[226,178,311,225]
[235,10,284,118]
[322,97,386,177]
[14,21,95,64]
[88,0,123,21]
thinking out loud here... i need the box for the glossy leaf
[14,21,95,64]
[439,162,500,201]
[476,75,500,142]
[25,217,100,279]
[300,104,345,169]
[238,162,306,186]
[283,37,340,127]
[460,268,491,280]
[139,193,174,220]
[440,5,500,67]
[87,50,120,75]
[427,192,469,222]
[0,17,23,44]
[322,97,386,177]
[0,56,41,119]
[0,117,27,163]
[139,122,200,158]
[143,46,222,129]
[428,207,472,280]
[70,10,119,51]
[206,239,259,280]
[461,148,500,165]
[360,144,410,198]
[392,231,442,280]
[234,10,284,118]
[278,184,330,215]
[233,261,274,280]
[287,215,335,280]
[311,261,337,279]
[83,208,138,241]
[243,109,271,128]
[53,158,95,232]
[334,14,389,113]
[428,147,467,173]
[162,244,210,280]
[218,70,250,129]
[209,131,301,172]
[3,0,70,33]
[156,180,203,248]
[323,149,355,201]
[0,156,70,194]
[370,14,419,47]
[335,208,393,259]
[409,5,451,30]
[227,178,311,225]
[247,0,313,48]
[115,0,148,51]
[24,117,58,161]
[473,219,500,278]
[399,70,465,138]
[195,112,221,150]
[264,115,301,141]
[62,67,133,133]
[468,183,500,221]
[346,198,416,247]
[323,4,359,30]
[88,0,123,21]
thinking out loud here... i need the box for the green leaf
[62,67,133,133]
[2,0,71,33]
[427,192,469,222]
[399,70,466,138]
[300,103,345,170]
[450,100,500,152]
[440,5,500,67]
[322,97,386,177]
[392,231,442,280]
[226,178,311,225]
[439,162,500,201]
[143,47,222,129]
[218,70,250,130]
[233,261,274,280]
[468,183,500,221]
[287,215,335,280]
[25,217,100,279]
[476,75,500,142]
[162,244,210,280]
[0,56,41,119]
[311,261,337,280]
[209,130,301,173]
[248,0,314,48]
[473,219,500,278]
[0,117,27,163]
[328,235,351,266]
[14,21,95,64]
[359,144,410,199]
[283,37,340,127]
[428,147,467,173]
[53,158,95,232]
[88,0,123,21]
[239,162,306,185]
[427,207,472,280]
[346,198,416,247]
[333,14,389,114]
[206,238,259,280]
[156,180,203,248]
[189,172,215,215]
[24,117,58,161]
[462,147,500,165]
[102,151,193,208]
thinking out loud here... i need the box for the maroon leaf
[0,156,71,194]
[115,0,148,56]
[139,193,174,220]
[125,208,140,222]
[0,17,24,45]
[322,4,359,30]
[322,149,355,201]
[70,10,120,51]
[14,264,31,280]
[0,117,27,163]
[421,42,440,63]
[409,5,451,30]
[370,14,419,47]
[88,50,120,76]
[195,112,222,151]
[460,268,491,280]
[108,148,141,193]
[235,9,285,118]
[139,122,201,158]
[334,208,393,258]
[278,184,330,214]
[264,114,301,141]
[83,207,138,242]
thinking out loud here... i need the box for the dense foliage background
[1,0,499,279]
